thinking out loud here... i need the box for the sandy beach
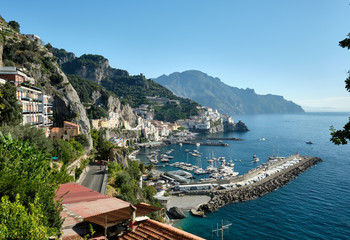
[167,195,211,210]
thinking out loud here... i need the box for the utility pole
[212,219,232,240]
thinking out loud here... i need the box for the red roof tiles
[119,219,205,240]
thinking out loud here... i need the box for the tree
[331,33,350,145]
[0,133,64,237]
[0,89,4,114]
[0,195,55,239]
[8,20,20,32]
[0,125,53,153]
[0,83,22,126]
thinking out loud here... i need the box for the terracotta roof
[119,219,205,240]
[64,121,80,128]
[51,127,60,133]
[56,183,161,227]
[56,183,110,204]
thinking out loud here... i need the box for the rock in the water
[234,120,249,132]
[168,207,186,219]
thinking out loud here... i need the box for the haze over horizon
[2,1,350,112]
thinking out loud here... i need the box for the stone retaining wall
[198,157,322,212]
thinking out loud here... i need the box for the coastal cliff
[194,120,248,134]
[0,21,93,149]
[198,157,322,212]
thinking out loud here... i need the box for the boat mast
[212,219,232,240]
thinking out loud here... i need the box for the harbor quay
[165,154,322,216]
[194,137,243,141]
[181,141,229,146]
[196,155,322,213]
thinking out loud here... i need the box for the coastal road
[81,162,107,193]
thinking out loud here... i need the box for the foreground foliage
[0,83,22,126]
[0,133,71,238]
[108,161,160,208]
[331,33,350,145]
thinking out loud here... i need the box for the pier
[197,155,322,213]
[195,137,243,141]
[181,141,229,146]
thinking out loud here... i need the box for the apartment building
[0,67,53,127]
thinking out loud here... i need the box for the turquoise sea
[138,113,350,239]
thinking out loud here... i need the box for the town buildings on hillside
[0,67,53,135]
[176,106,234,131]
[50,121,80,140]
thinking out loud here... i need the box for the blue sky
[2,1,350,111]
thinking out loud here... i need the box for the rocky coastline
[198,157,323,213]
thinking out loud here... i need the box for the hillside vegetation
[52,50,199,121]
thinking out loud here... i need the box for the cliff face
[109,148,129,168]
[29,57,93,149]
[60,54,129,85]
[106,95,138,127]
[0,21,92,149]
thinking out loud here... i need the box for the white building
[0,67,53,127]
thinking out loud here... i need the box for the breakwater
[181,141,229,146]
[198,156,323,213]
[195,137,243,141]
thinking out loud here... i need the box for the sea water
[138,113,350,239]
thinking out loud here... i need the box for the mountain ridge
[154,70,304,115]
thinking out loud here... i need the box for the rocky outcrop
[233,120,249,132]
[0,21,93,150]
[106,95,137,128]
[198,157,322,213]
[167,207,186,219]
[209,124,224,134]
[59,54,129,85]
[44,66,93,150]
[109,148,129,168]
[193,121,248,134]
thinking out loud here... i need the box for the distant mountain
[154,70,304,115]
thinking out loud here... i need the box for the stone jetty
[198,156,322,213]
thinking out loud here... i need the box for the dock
[195,137,243,141]
[197,155,323,213]
[181,141,229,146]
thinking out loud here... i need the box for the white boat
[195,143,200,147]
[253,154,260,162]
[191,153,201,157]
[166,149,174,154]
[194,168,207,175]
[179,142,183,146]
[260,137,266,141]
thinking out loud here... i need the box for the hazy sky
[2,1,350,111]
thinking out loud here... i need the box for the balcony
[21,82,41,91]
[21,97,31,101]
